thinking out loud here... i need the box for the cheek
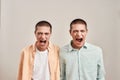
[70,32,75,36]
[46,35,51,39]
[35,34,38,38]
[71,33,76,37]
[35,35,40,39]
[84,33,87,37]
[71,34,76,40]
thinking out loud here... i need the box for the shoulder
[21,44,34,54]
[86,42,102,51]
[59,44,70,57]
[22,44,33,50]
[60,44,69,52]
[85,43,103,57]
[48,42,60,55]
[49,42,60,50]
[19,44,34,59]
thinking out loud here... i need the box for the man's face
[70,24,88,49]
[35,26,51,51]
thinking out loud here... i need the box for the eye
[73,30,78,33]
[81,30,86,33]
[37,32,42,35]
[45,33,49,35]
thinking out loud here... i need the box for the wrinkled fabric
[17,42,60,80]
[60,42,105,80]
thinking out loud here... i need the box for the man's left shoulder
[50,42,59,50]
[86,42,102,51]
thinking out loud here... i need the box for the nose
[76,31,82,37]
[40,34,46,39]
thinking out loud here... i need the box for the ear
[69,29,71,34]
[34,30,36,34]
[34,31,37,36]
[86,29,88,34]
[69,29,71,36]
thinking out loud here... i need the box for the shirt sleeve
[60,50,66,80]
[55,46,60,80]
[97,49,106,80]
[17,51,24,80]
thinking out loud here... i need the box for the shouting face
[70,23,88,49]
[35,26,51,51]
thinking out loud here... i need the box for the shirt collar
[68,41,87,52]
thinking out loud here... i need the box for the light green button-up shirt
[60,42,105,80]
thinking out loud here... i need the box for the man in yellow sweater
[17,20,60,80]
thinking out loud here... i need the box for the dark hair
[70,18,87,30]
[35,20,52,33]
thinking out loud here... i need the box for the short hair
[70,18,87,30]
[35,20,52,33]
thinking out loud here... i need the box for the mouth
[40,40,46,43]
[76,38,83,42]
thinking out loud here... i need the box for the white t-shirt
[32,49,50,80]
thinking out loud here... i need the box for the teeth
[80,38,83,41]
[76,38,83,42]
[40,40,46,43]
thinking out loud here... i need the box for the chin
[77,44,84,48]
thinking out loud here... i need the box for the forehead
[71,24,86,30]
[36,26,51,32]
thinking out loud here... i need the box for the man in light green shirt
[60,18,105,80]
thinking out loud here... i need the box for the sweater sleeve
[97,49,106,80]
[17,51,24,80]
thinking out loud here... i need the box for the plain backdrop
[0,0,120,80]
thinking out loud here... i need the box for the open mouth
[40,40,46,43]
[76,38,83,42]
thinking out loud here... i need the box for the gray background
[0,0,120,80]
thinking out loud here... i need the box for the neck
[37,47,47,51]
[71,41,82,49]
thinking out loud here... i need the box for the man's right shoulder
[60,44,69,52]
[21,44,34,52]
